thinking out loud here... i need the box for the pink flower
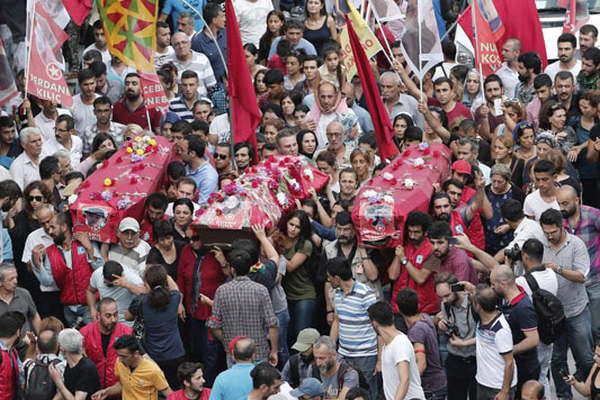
[251,180,259,188]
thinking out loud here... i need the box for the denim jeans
[537,342,553,398]
[287,298,316,346]
[63,305,91,327]
[551,305,595,399]
[276,310,290,367]
[345,355,379,400]
[189,318,226,387]
[586,282,600,344]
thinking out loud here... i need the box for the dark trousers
[446,353,477,400]
[157,356,185,390]
[189,318,226,387]
[38,291,64,322]
[516,364,540,399]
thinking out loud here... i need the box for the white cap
[118,217,140,233]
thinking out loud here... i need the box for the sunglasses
[213,153,228,160]
[191,235,201,241]
[27,195,44,202]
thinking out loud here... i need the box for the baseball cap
[291,328,320,353]
[290,378,325,398]
[451,159,472,176]
[118,217,140,233]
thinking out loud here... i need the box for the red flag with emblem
[26,0,72,107]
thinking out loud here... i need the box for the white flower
[413,158,425,166]
[303,168,314,181]
[288,178,300,191]
[404,178,415,189]
[383,195,394,204]
[383,172,395,181]
[68,194,78,205]
[362,189,378,198]
[276,192,288,206]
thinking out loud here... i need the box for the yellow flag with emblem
[339,2,383,81]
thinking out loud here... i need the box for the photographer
[495,199,545,264]
[434,272,477,400]
[515,239,559,397]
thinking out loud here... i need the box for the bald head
[491,264,516,285]
[171,32,188,43]
[521,380,544,400]
[233,337,256,362]
[476,286,499,313]
[557,184,579,219]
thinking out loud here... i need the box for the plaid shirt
[564,205,600,283]
[207,276,278,360]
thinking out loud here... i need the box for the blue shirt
[162,0,206,31]
[185,161,218,205]
[191,29,227,82]
[209,363,255,400]
[268,37,317,59]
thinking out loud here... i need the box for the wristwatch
[401,258,408,266]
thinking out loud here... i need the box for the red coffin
[70,136,174,243]
[352,143,451,248]
[193,155,329,244]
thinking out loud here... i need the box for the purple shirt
[408,314,447,392]
[564,205,600,282]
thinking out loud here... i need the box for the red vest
[391,240,439,315]
[81,322,132,388]
[450,210,485,251]
[0,347,19,400]
[47,241,93,305]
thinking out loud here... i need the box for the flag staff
[470,0,485,95]
[417,0,423,101]
[24,0,35,95]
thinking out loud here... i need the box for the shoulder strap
[524,273,540,293]
[337,361,349,391]
[289,354,300,388]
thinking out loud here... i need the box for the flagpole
[24,0,35,95]
[470,0,485,95]
[179,0,228,76]
[367,4,398,69]
[417,0,423,100]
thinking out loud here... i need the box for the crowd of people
[1,0,600,399]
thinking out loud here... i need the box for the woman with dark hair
[513,121,537,163]
[128,264,184,390]
[254,70,268,96]
[258,10,285,63]
[297,129,319,159]
[76,132,119,175]
[539,101,578,154]
[392,113,414,152]
[171,198,194,243]
[244,43,267,80]
[303,0,337,55]
[273,210,316,341]
[280,91,302,126]
[147,220,185,280]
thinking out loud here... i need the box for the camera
[444,320,459,337]
[504,244,521,262]
[451,283,465,292]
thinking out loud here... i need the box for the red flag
[140,71,169,111]
[558,0,589,33]
[62,0,92,26]
[346,16,398,161]
[471,0,504,76]
[458,0,548,68]
[225,0,261,156]
[26,0,72,107]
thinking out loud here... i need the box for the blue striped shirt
[334,281,378,357]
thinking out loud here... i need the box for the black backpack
[24,356,62,400]
[524,272,566,345]
[312,359,371,393]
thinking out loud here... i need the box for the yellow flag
[339,3,383,81]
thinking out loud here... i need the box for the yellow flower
[149,139,157,146]
[103,178,112,186]
[134,136,142,143]
[136,149,144,156]
[126,147,133,154]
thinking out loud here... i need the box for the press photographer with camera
[434,272,477,400]
[494,199,545,264]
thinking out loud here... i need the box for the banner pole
[417,0,423,101]
[367,4,397,69]
[24,0,35,95]
[470,0,485,92]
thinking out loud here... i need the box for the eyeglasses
[213,153,228,160]
[191,235,201,241]
[27,195,44,202]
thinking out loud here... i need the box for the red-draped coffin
[70,136,174,243]
[192,155,329,244]
[352,143,451,248]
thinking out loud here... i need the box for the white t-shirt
[209,113,231,143]
[70,93,98,135]
[233,0,273,48]
[523,190,560,221]
[43,135,83,167]
[89,266,143,324]
[516,268,559,298]
[33,107,72,143]
[475,313,518,390]
[381,333,425,400]
[155,47,175,69]
[543,59,582,83]
[83,43,112,70]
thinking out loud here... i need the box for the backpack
[24,356,62,400]
[524,272,566,345]
[312,359,371,393]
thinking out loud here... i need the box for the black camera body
[444,320,459,337]
[504,243,521,262]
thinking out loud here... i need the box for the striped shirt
[168,97,195,122]
[334,281,378,357]
[564,205,600,283]
[172,51,217,97]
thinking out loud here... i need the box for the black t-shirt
[101,333,111,357]
[502,294,540,375]
[63,357,101,400]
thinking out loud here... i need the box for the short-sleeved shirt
[439,247,478,285]
[112,100,163,133]
[172,52,217,96]
[63,357,101,400]
[282,239,316,301]
[333,281,378,357]
[161,0,206,31]
[407,314,446,392]
[445,101,472,128]
[501,291,539,376]
[475,313,517,390]
[523,190,560,221]
[381,333,425,400]
[115,356,169,400]
[320,364,359,399]
[90,266,143,324]
[0,287,37,334]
